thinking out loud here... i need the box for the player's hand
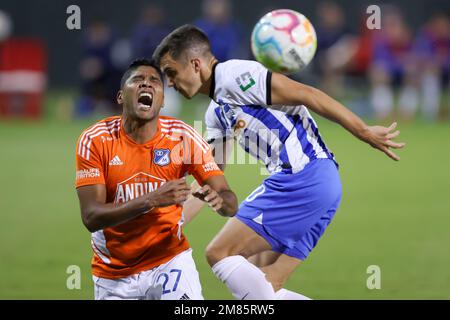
[148,178,191,207]
[192,184,224,212]
[364,122,406,161]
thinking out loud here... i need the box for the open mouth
[138,92,153,109]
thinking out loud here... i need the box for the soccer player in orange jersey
[75,59,238,300]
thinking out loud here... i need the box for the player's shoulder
[217,59,267,78]
[77,116,122,158]
[215,59,268,98]
[159,115,192,130]
[78,116,122,142]
[159,116,209,151]
[220,59,265,70]
[159,116,201,137]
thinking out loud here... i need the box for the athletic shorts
[93,248,203,300]
[237,159,342,261]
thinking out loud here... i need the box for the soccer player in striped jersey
[154,25,406,300]
[75,59,238,300]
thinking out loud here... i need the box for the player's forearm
[82,196,152,232]
[271,73,370,141]
[303,86,370,141]
[182,195,206,224]
[217,190,238,217]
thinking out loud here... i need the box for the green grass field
[1,99,449,299]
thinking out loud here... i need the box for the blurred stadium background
[0,0,449,299]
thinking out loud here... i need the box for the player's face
[159,53,202,99]
[118,66,164,121]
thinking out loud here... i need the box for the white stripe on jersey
[160,120,209,151]
[299,108,328,160]
[85,127,120,160]
[161,128,208,153]
[266,109,310,172]
[78,119,120,154]
[78,119,121,159]
[91,239,111,264]
[237,112,284,171]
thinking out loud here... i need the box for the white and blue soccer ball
[251,9,317,74]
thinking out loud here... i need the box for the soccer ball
[251,9,317,74]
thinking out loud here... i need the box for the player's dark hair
[153,24,212,65]
[120,58,164,88]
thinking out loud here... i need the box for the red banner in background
[0,38,47,119]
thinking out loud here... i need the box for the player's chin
[135,104,158,120]
[178,88,194,99]
[179,90,191,99]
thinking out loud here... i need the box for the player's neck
[198,57,218,96]
[122,115,159,144]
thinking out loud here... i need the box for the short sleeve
[215,60,272,106]
[75,135,105,188]
[205,100,230,143]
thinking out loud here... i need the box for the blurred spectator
[414,13,450,120]
[346,18,376,79]
[130,4,181,118]
[369,7,418,120]
[194,0,245,62]
[76,20,124,117]
[131,4,171,59]
[314,1,357,97]
[0,10,12,42]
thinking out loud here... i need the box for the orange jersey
[75,115,223,279]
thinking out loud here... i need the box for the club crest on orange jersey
[153,149,171,166]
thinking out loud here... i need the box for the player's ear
[191,58,201,73]
[116,90,123,105]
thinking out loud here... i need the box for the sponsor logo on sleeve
[235,72,256,92]
[76,168,100,180]
[202,162,220,172]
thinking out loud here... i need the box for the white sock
[212,255,276,300]
[276,288,312,300]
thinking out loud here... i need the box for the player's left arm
[270,72,406,161]
[192,175,238,217]
[182,138,234,224]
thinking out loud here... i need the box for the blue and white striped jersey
[205,59,336,174]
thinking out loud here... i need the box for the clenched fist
[192,184,224,212]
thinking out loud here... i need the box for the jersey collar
[208,62,219,100]
[120,117,163,147]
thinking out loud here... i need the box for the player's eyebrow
[149,75,162,82]
[130,74,145,81]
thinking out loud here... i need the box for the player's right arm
[270,72,406,161]
[77,179,191,232]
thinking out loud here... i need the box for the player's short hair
[153,24,212,65]
[120,58,164,88]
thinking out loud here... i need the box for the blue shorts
[236,159,342,261]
